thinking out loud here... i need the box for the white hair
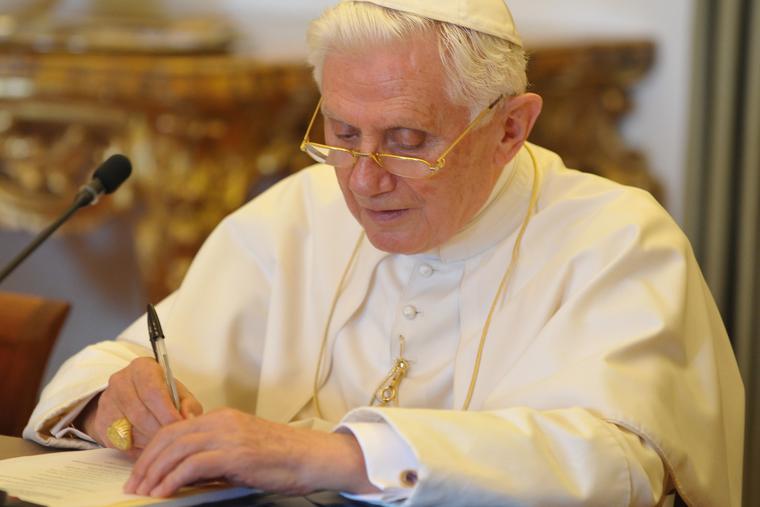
[306,1,528,115]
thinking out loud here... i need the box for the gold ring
[106,417,133,451]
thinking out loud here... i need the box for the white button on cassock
[402,305,418,320]
[418,264,434,277]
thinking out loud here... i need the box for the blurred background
[0,0,756,504]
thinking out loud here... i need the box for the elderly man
[25,1,743,506]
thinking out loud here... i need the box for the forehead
[320,31,467,130]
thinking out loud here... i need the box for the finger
[125,420,208,491]
[130,358,183,427]
[180,402,198,420]
[96,360,173,450]
[102,360,165,440]
[180,398,202,419]
[111,378,162,440]
[129,409,241,488]
[126,418,199,492]
[93,397,149,451]
[131,432,213,496]
[150,450,229,498]
[177,382,203,419]
[130,426,152,450]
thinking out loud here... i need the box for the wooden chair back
[0,292,69,436]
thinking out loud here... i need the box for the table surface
[0,435,367,506]
[0,434,58,460]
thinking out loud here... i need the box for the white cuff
[336,420,419,505]
[49,393,100,445]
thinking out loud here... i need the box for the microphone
[0,154,132,284]
[75,154,132,207]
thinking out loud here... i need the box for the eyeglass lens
[305,144,433,178]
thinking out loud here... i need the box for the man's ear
[493,93,543,166]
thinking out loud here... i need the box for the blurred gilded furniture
[528,42,662,198]
[0,12,659,301]
[0,52,318,300]
[0,291,69,436]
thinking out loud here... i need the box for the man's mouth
[364,208,409,222]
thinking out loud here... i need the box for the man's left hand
[123,408,377,497]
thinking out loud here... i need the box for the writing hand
[123,408,376,497]
[79,357,203,453]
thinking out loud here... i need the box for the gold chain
[462,145,540,409]
[312,228,366,419]
[312,145,540,418]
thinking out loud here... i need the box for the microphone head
[93,154,132,194]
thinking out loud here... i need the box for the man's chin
[363,228,429,255]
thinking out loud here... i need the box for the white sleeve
[23,291,183,447]
[23,338,153,447]
[24,207,275,448]
[337,407,666,506]
[336,422,419,505]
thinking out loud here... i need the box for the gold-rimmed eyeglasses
[299,95,504,179]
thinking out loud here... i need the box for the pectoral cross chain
[372,335,411,406]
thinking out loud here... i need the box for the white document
[0,447,255,507]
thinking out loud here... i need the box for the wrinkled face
[320,30,506,254]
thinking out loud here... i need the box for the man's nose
[348,153,396,197]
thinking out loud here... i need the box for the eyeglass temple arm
[432,95,504,168]
[301,96,325,149]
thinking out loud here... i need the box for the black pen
[147,304,181,410]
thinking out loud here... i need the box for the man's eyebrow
[321,110,364,132]
[324,115,437,136]
[320,104,350,123]
[321,104,439,132]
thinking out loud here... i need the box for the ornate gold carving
[0,101,131,232]
[0,51,317,299]
[527,41,663,201]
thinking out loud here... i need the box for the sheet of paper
[0,447,255,507]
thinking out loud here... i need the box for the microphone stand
[0,154,131,286]
[0,193,92,285]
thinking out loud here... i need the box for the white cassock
[26,143,743,507]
